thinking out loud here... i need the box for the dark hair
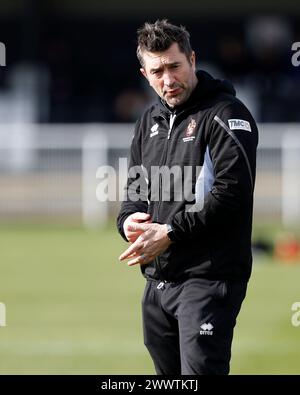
[137,19,193,67]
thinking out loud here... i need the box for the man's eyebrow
[150,62,180,73]
[149,66,162,73]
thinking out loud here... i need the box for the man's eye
[152,71,163,78]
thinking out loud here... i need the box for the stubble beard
[164,86,190,108]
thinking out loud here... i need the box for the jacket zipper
[154,113,176,279]
[155,112,176,221]
[151,102,205,279]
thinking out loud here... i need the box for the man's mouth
[164,87,182,97]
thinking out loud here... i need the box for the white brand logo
[228,119,251,132]
[150,123,159,138]
[200,322,213,335]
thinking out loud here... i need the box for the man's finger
[123,251,138,259]
[127,253,148,266]
[119,242,142,261]
[127,222,151,232]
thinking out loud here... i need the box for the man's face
[140,42,197,108]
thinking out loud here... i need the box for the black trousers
[142,277,247,375]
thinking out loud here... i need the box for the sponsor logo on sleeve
[228,119,251,132]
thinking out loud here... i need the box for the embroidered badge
[183,118,197,142]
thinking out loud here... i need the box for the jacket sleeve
[116,118,149,241]
[170,101,258,241]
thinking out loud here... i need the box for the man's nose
[163,72,175,87]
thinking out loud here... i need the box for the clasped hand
[119,212,172,266]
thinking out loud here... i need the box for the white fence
[0,123,299,227]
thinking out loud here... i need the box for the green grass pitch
[0,224,300,374]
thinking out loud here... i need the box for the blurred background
[1,0,300,374]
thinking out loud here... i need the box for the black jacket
[117,70,258,282]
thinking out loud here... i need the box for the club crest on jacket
[186,118,197,136]
[183,118,197,142]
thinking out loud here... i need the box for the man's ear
[190,51,196,69]
[140,68,148,80]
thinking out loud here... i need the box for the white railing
[0,123,299,227]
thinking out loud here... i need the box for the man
[117,19,258,375]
